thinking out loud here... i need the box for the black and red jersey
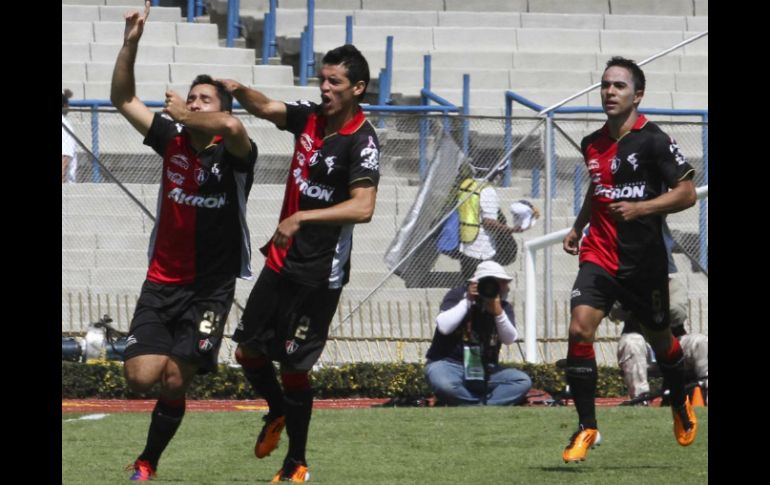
[579,115,694,278]
[262,101,381,288]
[143,113,257,285]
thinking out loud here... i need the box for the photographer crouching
[424,261,532,405]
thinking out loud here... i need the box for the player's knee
[568,309,602,342]
[568,323,592,342]
[234,345,250,362]
[235,346,268,367]
[124,367,157,393]
[161,373,187,396]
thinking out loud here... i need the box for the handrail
[226,0,240,48]
[420,89,457,108]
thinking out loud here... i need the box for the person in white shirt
[62,89,77,184]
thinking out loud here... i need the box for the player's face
[318,63,364,118]
[186,84,222,112]
[600,66,643,118]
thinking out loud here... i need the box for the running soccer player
[560,56,697,463]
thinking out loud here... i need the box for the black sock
[566,358,598,429]
[282,373,313,465]
[656,337,687,408]
[138,398,186,469]
[659,357,686,408]
[238,354,285,417]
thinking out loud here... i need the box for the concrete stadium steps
[63,21,219,46]
[285,10,707,113]
[62,4,707,119]
[62,4,183,22]
[269,0,698,15]
[390,68,704,99]
[88,42,176,63]
[309,25,707,55]
[274,8,354,36]
[609,0,697,16]
[64,115,297,157]
[364,50,706,75]
[73,76,317,104]
[270,8,706,34]
[65,57,289,84]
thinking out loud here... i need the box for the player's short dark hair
[190,74,233,112]
[322,44,370,101]
[605,56,646,92]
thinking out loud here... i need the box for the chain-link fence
[62,109,707,365]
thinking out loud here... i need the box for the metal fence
[62,108,707,365]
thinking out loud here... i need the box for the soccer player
[560,57,697,462]
[219,44,379,482]
[110,2,257,480]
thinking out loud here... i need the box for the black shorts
[232,267,342,371]
[570,262,670,331]
[123,278,236,374]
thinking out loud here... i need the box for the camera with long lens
[476,276,500,299]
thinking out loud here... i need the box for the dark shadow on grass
[156,479,264,483]
[540,464,677,473]
[540,467,584,473]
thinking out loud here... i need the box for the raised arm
[110,1,154,136]
[162,91,252,158]
[218,78,288,128]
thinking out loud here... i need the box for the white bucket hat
[469,260,513,282]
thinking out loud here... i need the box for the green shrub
[62,360,629,399]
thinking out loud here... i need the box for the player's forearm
[110,42,139,106]
[572,185,594,231]
[296,189,376,225]
[295,203,372,226]
[231,86,269,115]
[636,179,696,217]
[174,110,245,139]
